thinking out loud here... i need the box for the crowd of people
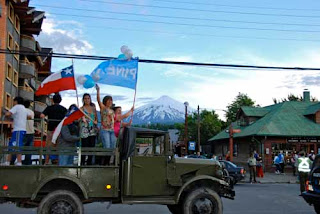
[2,84,133,166]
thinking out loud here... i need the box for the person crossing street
[298,151,313,194]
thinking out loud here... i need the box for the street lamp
[184,102,189,154]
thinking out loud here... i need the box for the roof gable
[239,106,270,117]
[209,101,320,141]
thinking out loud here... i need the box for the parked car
[219,160,246,184]
[302,155,320,214]
[184,154,208,159]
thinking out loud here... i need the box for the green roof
[209,101,320,142]
[240,106,270,117]
[304,103,320,115]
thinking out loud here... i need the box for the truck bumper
[220,185,235,200]
[302,191,320,205]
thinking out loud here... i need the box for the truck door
[130,135,170,196]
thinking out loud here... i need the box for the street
[0,183,314,214]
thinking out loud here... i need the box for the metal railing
[0,116,118,167]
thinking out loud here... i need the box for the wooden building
[209,91,320,171]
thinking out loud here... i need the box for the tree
[225,93,255,124]
[273,93,318,104]
[176,110,223,146]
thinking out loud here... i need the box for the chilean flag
[52,105,85,144]
[36,65,76,96]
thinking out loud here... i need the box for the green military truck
[0,127,235,214]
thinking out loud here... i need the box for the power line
[47,12,320,33]
[85,25,320,42]
[76,0,320,18]
[2,49,320,71]
[35,5,320,28]
[149,0,320,12]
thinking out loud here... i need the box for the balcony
[19,61,35,78]
[18,86,34,101]
[35,95,51,106]
[34,101,47,113]
[29,78,36,90]
[20,35,36,52]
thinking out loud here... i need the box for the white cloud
[37,18,93,55]
[162,50,320,120]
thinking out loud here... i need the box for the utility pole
[197,105,200,153]
[184,102,189,155]
[229,124,233,162]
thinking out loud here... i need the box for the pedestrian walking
[248,153,257,183]
[23,100,34,165]
[298,151,313,194]
[309,150,315,161]
[80,93,98,165]
[40,93,67,164]
[274,153,281,174]
[278,151,285,174]
[226,151,231,161]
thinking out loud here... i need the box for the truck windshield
[135,135,165,156]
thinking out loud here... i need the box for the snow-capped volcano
[131,96,194,124]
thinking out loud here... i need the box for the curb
[238,180,299,184]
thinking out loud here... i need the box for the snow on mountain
[131,95,194,124]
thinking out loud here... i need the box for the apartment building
[0,0,52,145]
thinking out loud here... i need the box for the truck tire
[183,187,223,214]
[315,204,320,214]
[37,190,84,214]
[167,204,182,214]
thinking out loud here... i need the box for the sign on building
[188,141,196,151]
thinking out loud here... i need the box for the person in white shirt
[23,100,34,165]
[4,97,31,166]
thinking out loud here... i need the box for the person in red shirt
[226,151,231,161]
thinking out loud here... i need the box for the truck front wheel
[37,190,84,214]
[183,187,222,214]
[167,204,182,214]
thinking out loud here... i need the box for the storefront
[209,93,320,171]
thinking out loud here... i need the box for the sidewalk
[241,172,299,184]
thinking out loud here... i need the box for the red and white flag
[35,65,76,96]
[52,105,85,144]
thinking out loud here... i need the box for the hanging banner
[90,59,138,90]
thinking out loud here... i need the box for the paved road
[0,184,315,214]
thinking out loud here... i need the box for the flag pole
[130,58,138,122]
[72,59,80,107]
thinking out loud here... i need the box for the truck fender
[31,175,88,200]
[175,175,228,203]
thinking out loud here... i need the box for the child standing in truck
[113,106,134,138]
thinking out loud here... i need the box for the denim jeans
[23,134,34,165]
[59,155,74,166]
[100,129,116,149]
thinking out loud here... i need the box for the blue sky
[31,0,320,119]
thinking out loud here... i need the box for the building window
[5,93,11,110]
[8,2,14,23]
[13,69,18,87]
[14,42,19,60]
[7,33,13,50]
[6,62,13,81]
[14,15,20,33]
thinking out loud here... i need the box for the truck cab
[0,127,234,214]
